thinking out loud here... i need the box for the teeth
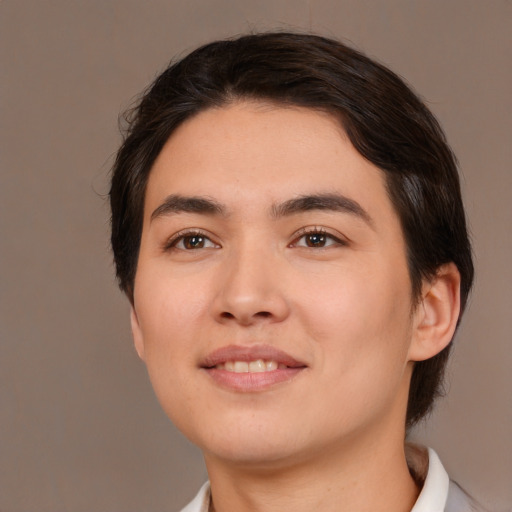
[216,360,283,372]
[266,360,278,371]
[233,361,249,373]
[249,359,266,372]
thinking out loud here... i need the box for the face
[131,102,421,468]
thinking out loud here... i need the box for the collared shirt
[179,447,478,512]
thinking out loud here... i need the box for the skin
[130,101,460,512]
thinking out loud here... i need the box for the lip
[202,344,305,368]
[201,344,307,392]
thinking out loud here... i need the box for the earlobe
[130,306,146,361]
[408,263,461,362]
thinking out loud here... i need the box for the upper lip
[201,344,306,368]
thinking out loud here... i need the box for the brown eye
[183,235,206,249]
[294,230,343,248]
[304,233,327,247]
[167,232,219,251]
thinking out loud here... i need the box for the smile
[215,360,286,372]
[202,345,307,391]
[202,344,305,370]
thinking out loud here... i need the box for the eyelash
[290,227,347,249]
[164,230,218,251]
[163,227,347,252]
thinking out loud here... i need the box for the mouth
[201,345,307,391]
[214,360,287,373]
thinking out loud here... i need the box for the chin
[189,421,306,467]
[204,441,303,469]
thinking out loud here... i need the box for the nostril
[219,310,272,321]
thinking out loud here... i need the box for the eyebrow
[150,192,373,226]
[271,193,373,226]
[150,194,226,221]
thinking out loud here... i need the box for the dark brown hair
[110,32,474,427]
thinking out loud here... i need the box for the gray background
[1,1,510,511]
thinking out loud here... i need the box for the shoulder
[446,481,488,512]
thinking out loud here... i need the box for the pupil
[307,233,325,247]
[185,236,204,249]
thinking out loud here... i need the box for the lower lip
[203,367,305,392]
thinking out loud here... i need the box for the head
[110,32,473,430]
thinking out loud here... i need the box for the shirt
[179,447,479,512]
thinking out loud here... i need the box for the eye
[165,231,219,251]
[292,228,346,248]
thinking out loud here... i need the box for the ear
[130,306,146,361]
[408,263,461,362]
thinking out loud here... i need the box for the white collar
[180,447,452,512]
[409,446,450,512]
[179,481,210,512]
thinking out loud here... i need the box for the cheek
[294,262,413,371]
[298,261,410,327]
[294,268,413,431]
[133,269,212,395]
[133,277,209,432]
[135,267,210,341]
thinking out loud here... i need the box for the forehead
[145,101,396,226]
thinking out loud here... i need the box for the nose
[211,245,290,326]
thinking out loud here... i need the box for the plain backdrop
[1,1,511,511]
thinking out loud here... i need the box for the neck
[204,428,419,512]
